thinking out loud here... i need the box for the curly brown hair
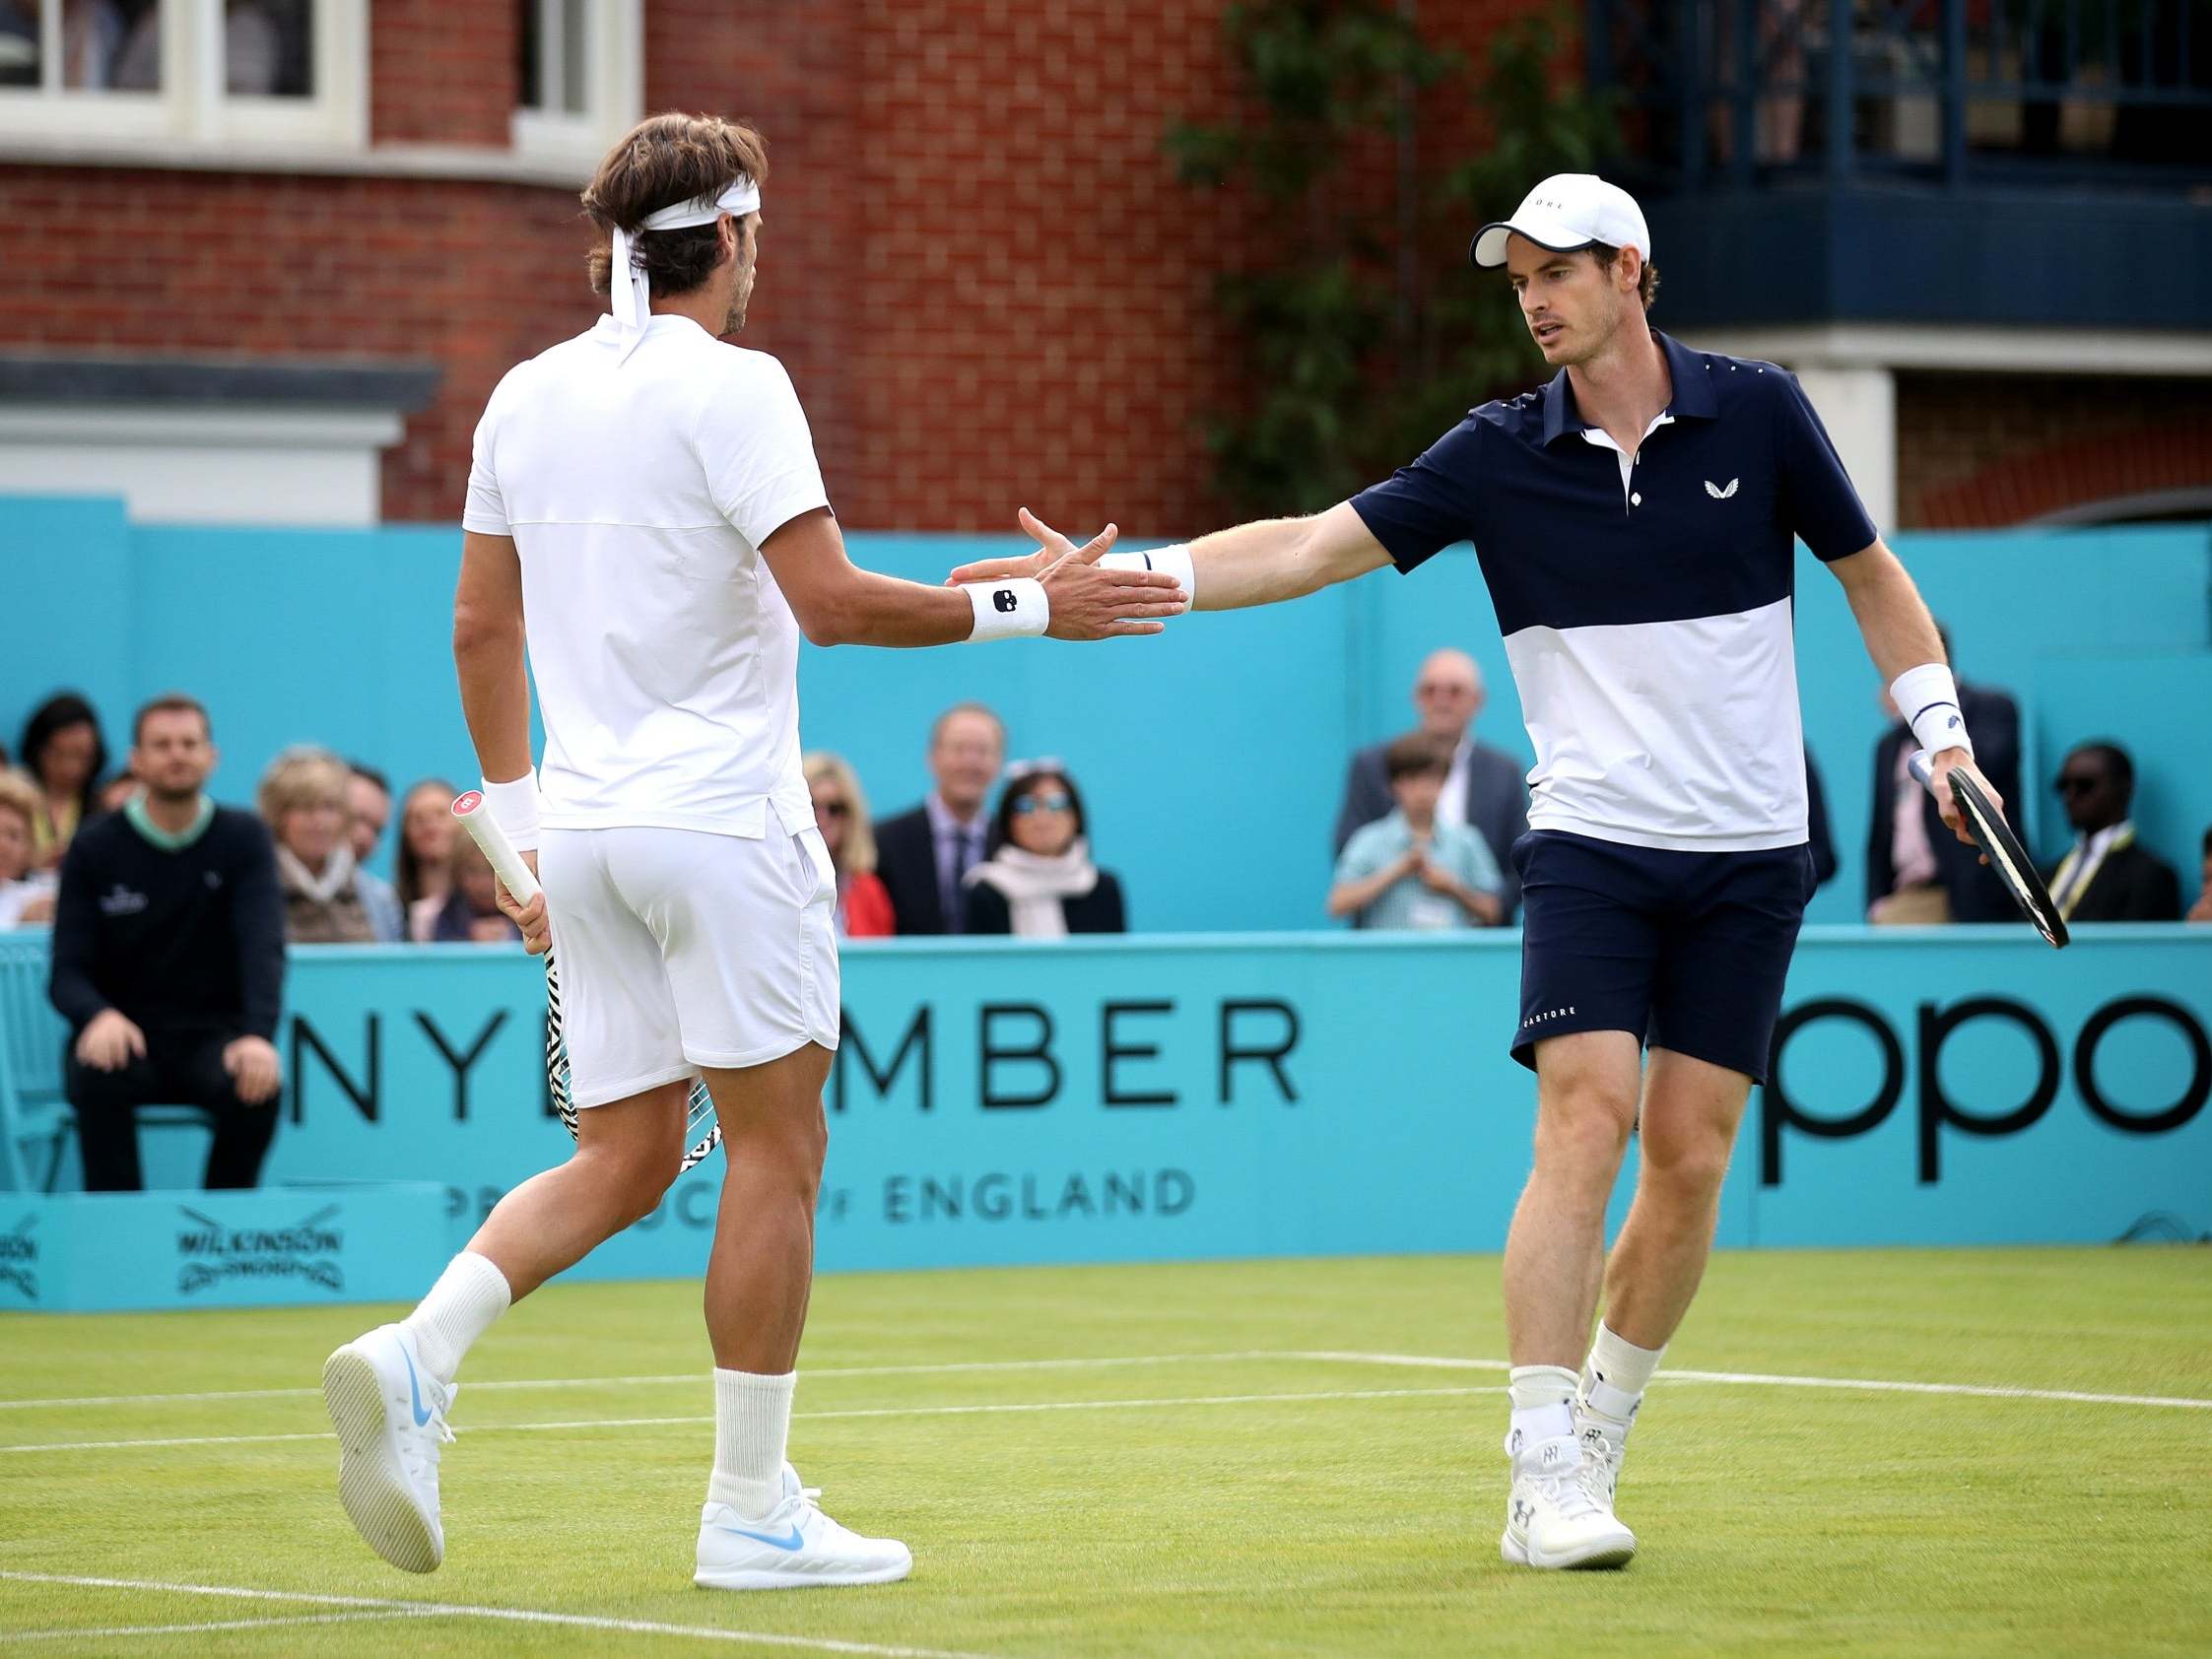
[581,112,771,302]
[1589,241,1661,310]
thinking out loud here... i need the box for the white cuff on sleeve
[964,577,1049,642]
[1100,544,1196,602]
[1889,663,1974,760]
[480,769,541,852]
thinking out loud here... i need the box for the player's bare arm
[452,529,548,950]
[1826,538,1996,845]
[765,507,1186,646]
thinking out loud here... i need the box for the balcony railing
[1588,1,2212,191]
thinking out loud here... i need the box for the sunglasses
[1013,792,1073,815]
[816,799,850,819]
[2053,775,2100,797]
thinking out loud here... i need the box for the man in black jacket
[48,695,287,1190]
[873,702,1005,935]
[1866,657,2022,924]
[2045,742,2182,922]
[1333,649,1529,920]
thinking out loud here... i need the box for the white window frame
[0,0,367,151]
[509,0,640,171]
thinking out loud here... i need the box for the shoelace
[1526,1448,1607,1520]
[399,1387,458,1489]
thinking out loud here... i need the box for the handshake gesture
[947,508,1187,641]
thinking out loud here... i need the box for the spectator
[344,761,405,943]
[875,702,1006,935]
[2187,828,2212,925]
[1329,732,1505,930]
[1866,630,2022,923]
[96,769,140,815]
[963,763,1125,936]
[17,691,107,872]
[395,777,458,941]
[48,693,285,1192]
[2044,742,2182,922]
[430,834,523,944]
[258,747,377,944]
[0,770,57,927]
[1334,650,1529,919]
[804,751,895,938]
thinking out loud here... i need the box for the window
[0,0,363,147]
[510,0,639,165]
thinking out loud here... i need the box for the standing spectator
[17,691,107,872]
[395,777,458,941]
[804,752,894,938]
[430,835,523,944]
[963,763,1125,936]
[2186,828,2212,924]
[875,702,1005,935]
[2044,742,2182,923]
[48,693,285,1192]
[345,762,405,943]
[1334,650,1529,919]
[259,747,377,945]
[0,771,57,927]
[1865,631,2021,923]
[1329,732,1505,930]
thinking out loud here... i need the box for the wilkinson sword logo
[174,1204,345,1295]
[0,1213,37,1302]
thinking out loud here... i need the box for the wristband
[1889,663,1974,761]
[963,577,1049,642]
[480,769,542,852]
[1100,543,1197,602]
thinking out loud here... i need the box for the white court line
[0,1572,995,1658]
[0,1351,1316,1412]
[9,1610,432,1641]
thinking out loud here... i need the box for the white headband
[608,177,762,350]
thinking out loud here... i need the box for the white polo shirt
[462,314,830,840]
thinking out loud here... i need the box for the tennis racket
[1908,751,2069,949]
[451,793,723,1171]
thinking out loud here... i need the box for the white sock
[401,1251,511,1386]
[708,1368,796,1519]
[1507,1363,1578,1453]
[1581,1322,1665,1426]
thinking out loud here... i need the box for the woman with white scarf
[962,763,1126,937]
[258,747,376,945]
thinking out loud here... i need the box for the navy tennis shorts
[1509,830,1815,1083]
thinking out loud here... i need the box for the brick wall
[1898,372,2212,527]
[370,0,516,147]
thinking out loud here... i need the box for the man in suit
[1865,643,2022,923]
[874,702,1005,934]
[2045,742,2182,922]
[1333,649,1529,920]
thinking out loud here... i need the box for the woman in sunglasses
[803,752,896,938]
[963,763,1125,937]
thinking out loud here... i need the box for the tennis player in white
[319,112,1185,1588]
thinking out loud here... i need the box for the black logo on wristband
[993,589,1018,614]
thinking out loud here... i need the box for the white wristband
[480,769,541,852]
[1100,543,1197,602]
[963,576,1049,642]
[1889,663,1974,760]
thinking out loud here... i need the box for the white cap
[1470,173,1650,270]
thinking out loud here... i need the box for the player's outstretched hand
[1000,508,1187,640]
[1928,748,2001,855]
[943,506,1058,586]
[496,848,551,955]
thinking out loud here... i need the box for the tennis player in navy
[958,173,1999,1571]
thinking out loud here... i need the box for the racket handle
[451,789,542,902]
[1907,749,1934,790]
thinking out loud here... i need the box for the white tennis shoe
[695,1465,912,1591]
[1500,1427,1636,1570]
[321,1322,455,1573]
[1575,1402,1634,1507]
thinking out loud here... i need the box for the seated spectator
[877,702,1005,935]
[96,769,140,816]
[1334,650,1528,919]
[0,770,57,927]
[17,691,107,872]
[1330,732,1505,930]
[2187,828,2212,925]
[344,761,405,943]
[2045,742,2181,922]
[963,763,1125,936]
[258,747,377,944]
[1866,629,2022,923]
[431,835,524,943]
[48,694,285,1192]
[805,751,895,938]
[395,777,458,942]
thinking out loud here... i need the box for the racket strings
[543,955,722,1170]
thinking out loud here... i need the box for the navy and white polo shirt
[1350,330,1876,854]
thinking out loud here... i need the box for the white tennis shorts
[538,824,841,1109]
